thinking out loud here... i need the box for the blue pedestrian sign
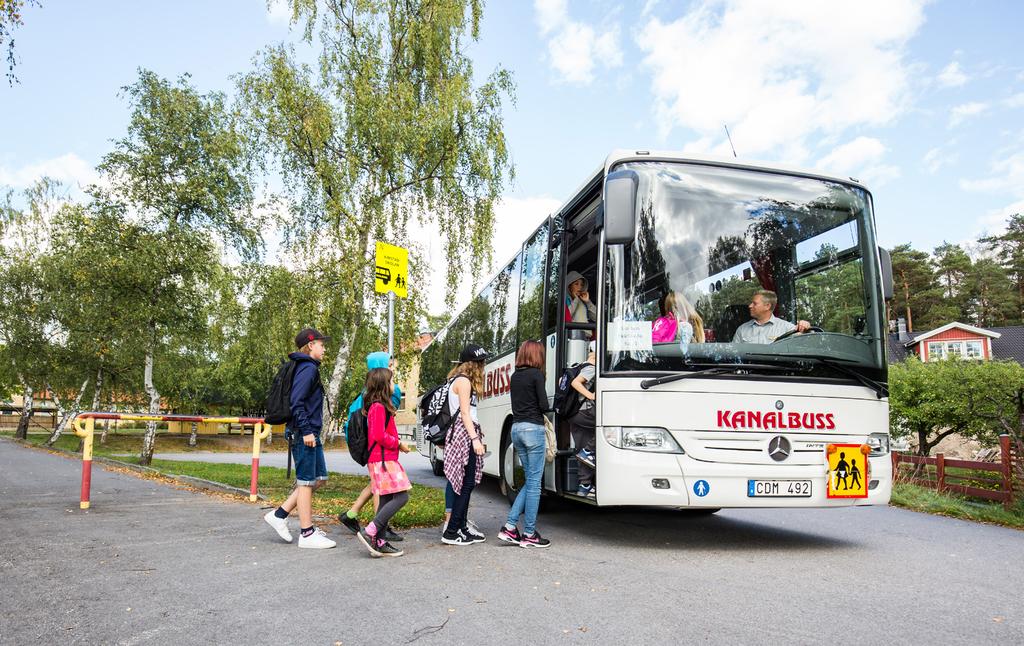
[693,480,710,497]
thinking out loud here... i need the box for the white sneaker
[298,527,336,549]
[264,510,292,542]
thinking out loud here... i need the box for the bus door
[550,195,602,494]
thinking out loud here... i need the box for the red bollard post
[75,416,96,509]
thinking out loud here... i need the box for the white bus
[417,150,893,510]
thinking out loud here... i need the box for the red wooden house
[887,321,1024,363]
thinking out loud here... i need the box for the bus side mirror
[604,169,639,244]
[878,247,894,301]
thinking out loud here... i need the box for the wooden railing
[891,434,1014,510]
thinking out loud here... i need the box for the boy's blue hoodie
[288,352,323,438]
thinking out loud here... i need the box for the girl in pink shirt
[356,367,413,558]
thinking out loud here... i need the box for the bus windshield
[604,161,886,381]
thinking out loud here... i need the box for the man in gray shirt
[732,290,811,344]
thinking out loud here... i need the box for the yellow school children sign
[826,444,869,498]
[374,242,408,298]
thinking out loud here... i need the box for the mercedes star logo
[768,435,791,462]
[775,400,784,410]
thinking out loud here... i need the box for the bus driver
[732,290,811,344]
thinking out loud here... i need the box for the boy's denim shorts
[291,436,328,486]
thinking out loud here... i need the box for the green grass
[4,431,443,529]
[890,482,1024,530]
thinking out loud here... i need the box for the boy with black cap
[264,328,336,548]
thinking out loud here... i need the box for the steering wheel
[772,326,824,342]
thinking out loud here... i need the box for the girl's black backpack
[553,363,586,420]
[347,406,391,466]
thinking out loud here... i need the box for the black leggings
[372,490,409,532]
[447,451,477,534]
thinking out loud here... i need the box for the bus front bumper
[595,446,892,508]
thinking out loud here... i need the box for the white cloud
[0,153,98,191]
[922,144,958,174]
[636,0,926,165]
[266,0,291,26]
[817,137,886,173]
[949,101,989,127]
[961,150,1024,195]
[534,0,622,85]
[937,60,968,88]
[535,0,567,35]
[423,196,561,314]
[815,137,901,187]
[975,199,1024,238]
[1004,93,1024,109]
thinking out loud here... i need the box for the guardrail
[72,412,274,509]
[891,434,1014,510]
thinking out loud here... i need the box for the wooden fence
[1011,435,1024,497]
[891,434,1015,510]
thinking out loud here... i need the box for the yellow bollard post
[250,423,270,502]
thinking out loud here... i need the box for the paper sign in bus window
[607,320,653,353]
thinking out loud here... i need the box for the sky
[2,0,1023,314]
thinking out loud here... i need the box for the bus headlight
[603,426,684,454]
[867,433,890,455]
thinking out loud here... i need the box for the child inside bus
[652,291,705,345]
[569,341,598,498]
[565,270,597,324]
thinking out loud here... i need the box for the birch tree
[239,0,512,429]
[95,70,260,465]
[0,179,62,439]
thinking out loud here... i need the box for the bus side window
[544,218,563,333]
[519,220,549,344]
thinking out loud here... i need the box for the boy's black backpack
[347,406,392,467]
[264,360,299,426]
[418,377,459,446]
[553,363,587,420]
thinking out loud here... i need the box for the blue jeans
[505,421,546,535]
[445,481,455,513]
[290,435,327,486]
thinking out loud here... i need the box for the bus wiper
[640,363,792,390]
[748,353,888,399]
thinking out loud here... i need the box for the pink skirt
[367,460,412,495]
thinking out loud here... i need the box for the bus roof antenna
[724,124,738,158]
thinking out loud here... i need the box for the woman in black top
[498,340,552,548]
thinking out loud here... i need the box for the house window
[927,339,986,361]
[965,340,984,359]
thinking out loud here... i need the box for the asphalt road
[2,439,1023,645]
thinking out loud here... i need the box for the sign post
[374,242,409,357]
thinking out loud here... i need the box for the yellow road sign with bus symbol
[374,242,408,298]
[826,443,869,498]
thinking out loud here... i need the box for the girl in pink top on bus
[652,291,706,344]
